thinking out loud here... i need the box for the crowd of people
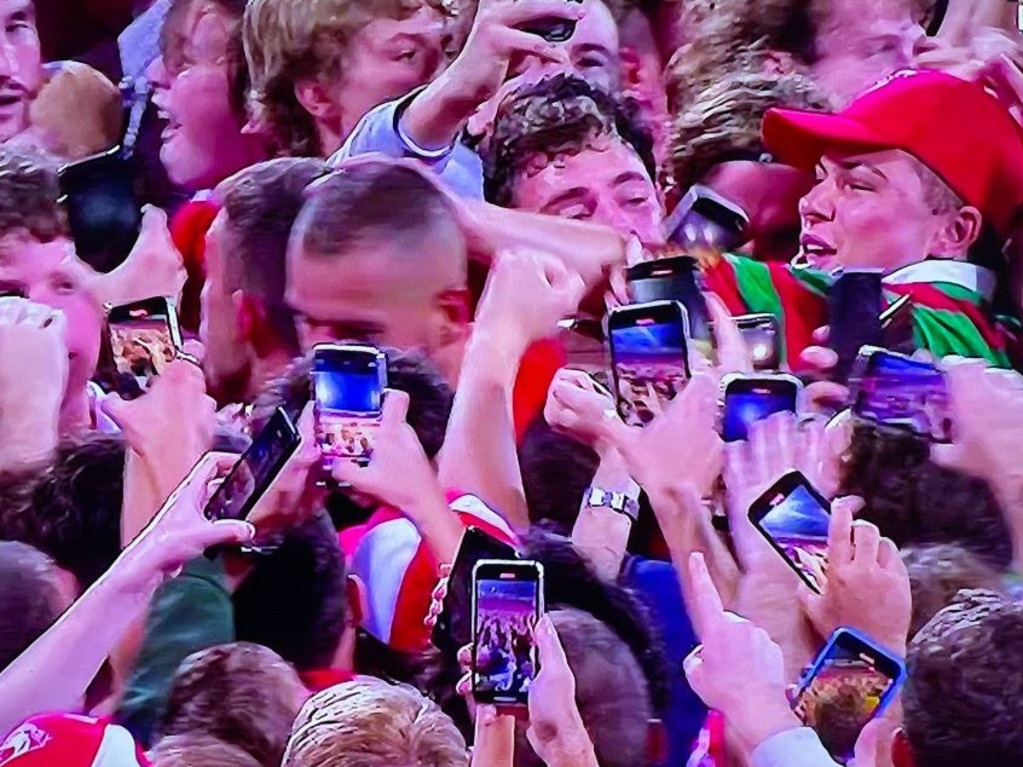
[0,0,1023,765]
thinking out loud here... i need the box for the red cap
[763,70,1023,237]
[0,715,149,767]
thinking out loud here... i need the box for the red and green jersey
[703,254,1017,369]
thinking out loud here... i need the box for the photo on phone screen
[107,297,182,394]
[749,471,831,593]
[721,374,800,442]
[666,185,749,255]
[626,256,713,360]
[828,271,884,383]
[472,560,543,706]
[312,345,386,473]
[793,628,906,764]
[204,407,300,522]
[735,313,780,372]
[608,301,691,427]
[433,528,519,654]
[849,348,952,443]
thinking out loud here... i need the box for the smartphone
[607,301,691,427]
[792,628,907,764]
[848,347,952,443]
[203,407,301,522]
[58,146,142,273]
[828,271,884,383]
[519,17,576,41]
[735,313,781,372]
[748,470,831,593]
[666,185,749,255]
[626,256,713,358]
[720,374,801,442]
[432,527,519,654]
[472,559,544,707]
[312,344,387,475]
[106,297,182,397]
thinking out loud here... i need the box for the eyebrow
[575,42,614,58]
[612,171,649,187]
[6,0,34,22]
[837,159,888,180]
[542,187,590,210]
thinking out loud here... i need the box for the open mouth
[0,92,24,110]
[799,235,837,264]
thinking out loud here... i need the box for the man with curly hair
[482,73,663,246]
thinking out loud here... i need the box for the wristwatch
[583,481,642,522]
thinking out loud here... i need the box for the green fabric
[116,557,234,748]
[911,304,1012,367]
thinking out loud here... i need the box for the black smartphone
[848,347,952,443]
[666,185,749,254]
[607,301,691,427]
[792,628,907,765]
[626,256,713,358]
[106,297,182,398]
[312,344,387,475]
[432,527,519,654]
[203,407,301,522]
[472,559,544,707]
[734,313,781,372]
[519,16,576,42]
[748,470,831,593]
[828,271,884,383]
[720,374,801,442]
[58,146,142,273]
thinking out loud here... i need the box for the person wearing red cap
[702,68,1023,369]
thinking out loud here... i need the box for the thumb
[381,389,410,430]
[929,441,962,471]
[851,716,896,767]
[138,204,169,238]
[101,392,134,430]
[204,519,256,549]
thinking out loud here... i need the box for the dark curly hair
[838,422,1013,570]
[0,145,64,242]
[482,74,656,207]
[904,589,1023,767]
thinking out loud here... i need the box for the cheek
[16,41,42,91]
[169,68,234,135]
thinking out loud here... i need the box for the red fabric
[0,715,149,767]
[300,669,356,692]
[768,261,829,373]
[169,198,220,334]
[513,339,566,442]
[764,70,1023,237]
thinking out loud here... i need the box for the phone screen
[828,272,884,383]
[667,189,748,255]
[313,347,385,472]
[852,351,952,443]
[473,562,543,706]
[735,314,780,371]
[108,299,181,394]
[626,257,713,358]
[722,378,799,442]
[609,304,690,427]
[204,408,300,522]
[793,629,905,764]
[433,528,518,654]
[750,473,831,592]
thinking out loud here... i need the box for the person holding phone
[700,70,1023,371]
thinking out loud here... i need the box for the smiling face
[798,149,956,273]
[0,0,42,142]
[512,135,665,246]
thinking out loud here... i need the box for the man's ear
[294,78,339,121]
[345,573,368,628]
[435,287,473,344]
[933,205,983,260]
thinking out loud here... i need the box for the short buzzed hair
[216,157,329,351]
[290,162,465,280]
[284,678,469,767]
[0,145,63,242]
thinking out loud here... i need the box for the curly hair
[0,145,63,242]
[668,66,830,191]
[482,74,656,207]
[243,0,456,157]
[904,589,1023,767]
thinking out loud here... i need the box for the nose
[799,178,835,225]
[147,56,168,89]
[0,36,18,79]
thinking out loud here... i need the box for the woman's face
[150,1,265,191]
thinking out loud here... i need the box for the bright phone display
[849,347,952,443]
[107,297,182,396]
[312,344,386,472]
[721,374,800,442]
[626,256,713,358]
[203,407,300,522]
[792,628,906,764]
[748,470,831,593]
[608,301,691,427]
[734,313,781,372]
[472,560,544,707]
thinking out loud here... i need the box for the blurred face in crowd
[199,211,248,383]
[703,160,814,262]
[331,4,450,140]
[513,135,665,246]
[0,0,42,143]
[150,0,264,191]
[0,232,102,390]
[812,0,925,106]
[799,149,958,273]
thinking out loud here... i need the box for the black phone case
[829,273,884,383]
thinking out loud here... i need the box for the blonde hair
[243,0,455,157]
[283,678,469,767]
[149,735,262,767]
[28,62,122,160]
